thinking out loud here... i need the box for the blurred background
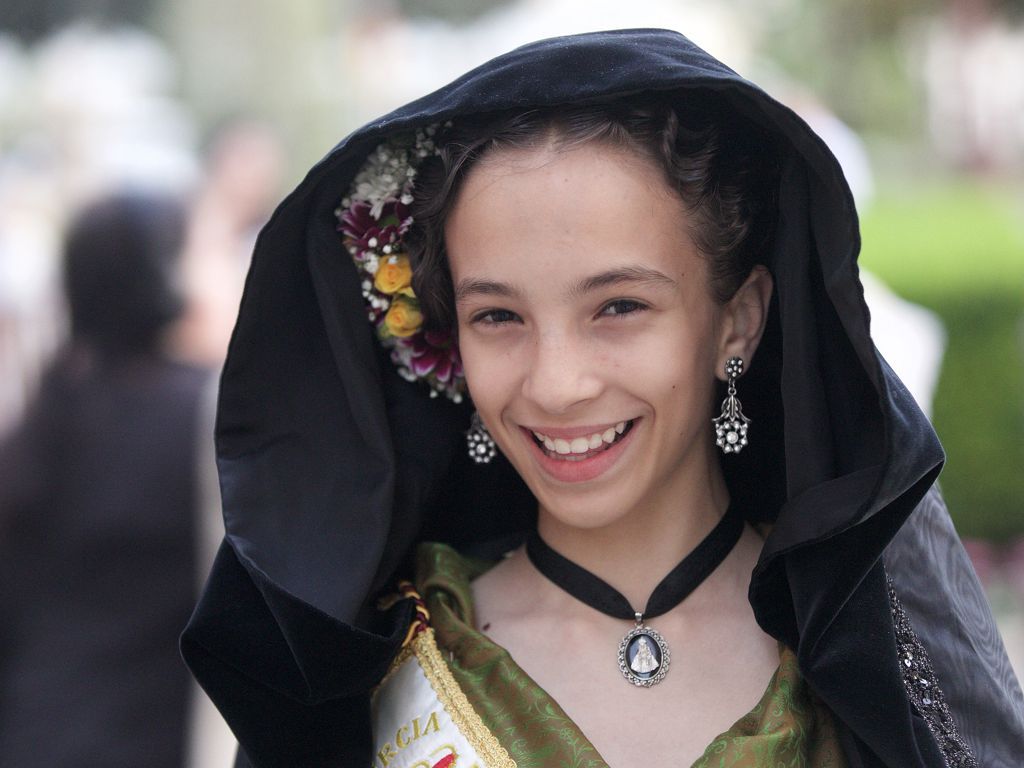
[0,0,1021,765]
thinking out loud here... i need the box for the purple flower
[407,329,462,384]
[339,200,412,256]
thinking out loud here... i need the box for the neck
[535,465,731,611]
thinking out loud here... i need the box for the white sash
[371,628,516,768]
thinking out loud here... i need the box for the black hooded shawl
[182,29,1024,767]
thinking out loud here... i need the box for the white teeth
[532,420,633,455]
[531,431,560,452]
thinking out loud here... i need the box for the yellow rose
[383,297,423,338]
[374,254,413,295]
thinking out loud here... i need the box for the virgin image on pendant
[618,626,671,687]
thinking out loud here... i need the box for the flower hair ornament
[336,125,466,402]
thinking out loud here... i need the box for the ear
[715,265,773,379]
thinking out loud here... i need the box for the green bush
[859,182,1024,540]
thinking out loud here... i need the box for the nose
[520,329,603,414]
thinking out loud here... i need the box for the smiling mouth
[530,419,636,461]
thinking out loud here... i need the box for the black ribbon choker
[525,504,744,687]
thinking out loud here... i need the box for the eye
[471,308,521,326]
[599,299,648,318]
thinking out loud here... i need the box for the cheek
[458,335,514,414]
[623,324,718,411]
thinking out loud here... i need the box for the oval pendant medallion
[618,626,671,687]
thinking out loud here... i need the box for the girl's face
[446,141,763,531]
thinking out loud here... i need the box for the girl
[183,29,1023,767]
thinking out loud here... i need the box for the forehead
[444,142,703,291]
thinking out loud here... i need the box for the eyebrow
[567,265,677,297]
[454,278,521,303]
[454,265,676,304]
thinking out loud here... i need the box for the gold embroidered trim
[414,628,517,768]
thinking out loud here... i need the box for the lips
[521,419,638,483]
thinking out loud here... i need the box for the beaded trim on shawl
[887,577,978,767]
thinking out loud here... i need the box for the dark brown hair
[406,93,779,331]
[64,190,186,356]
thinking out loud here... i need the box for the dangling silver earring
[466,411,497,464]
[713,356,750,454]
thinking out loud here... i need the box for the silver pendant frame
[618,625,671,687]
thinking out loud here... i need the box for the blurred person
[0,25,200,436]
[171,120,285,367]
[0,190,211,767]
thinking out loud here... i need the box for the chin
[533,488,639,532]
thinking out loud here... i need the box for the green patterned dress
[410,542,846,768]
